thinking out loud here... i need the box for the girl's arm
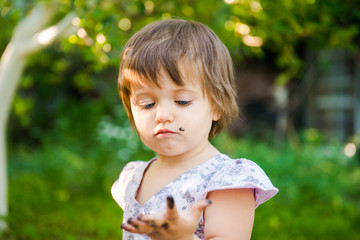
[204,188,255,239]
[122,188,255,240]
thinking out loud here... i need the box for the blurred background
[1,0,360,239]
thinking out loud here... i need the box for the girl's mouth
[155,129,176,136]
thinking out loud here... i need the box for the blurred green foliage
[1,0,360,239]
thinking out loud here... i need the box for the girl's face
[130,71,218,159]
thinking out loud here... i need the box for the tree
[0,3,76,230]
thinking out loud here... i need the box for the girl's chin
[146,142,184,155]
[153,147,187,157]
[156,150,184,157]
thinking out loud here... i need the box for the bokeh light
[235,22,250,35]
[250,1,262,12]
[344,143,356,157]
[224,0,239,4]
[144,1,154,14]
[76,28,86,39]
[118,18,131,31]
[96,33,106,44]
[242,35,263,47]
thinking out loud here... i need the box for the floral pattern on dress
[111,154,278,240]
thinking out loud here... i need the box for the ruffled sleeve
[202,157,278,208]
[111,161,146,209]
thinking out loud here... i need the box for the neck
[156,141,220,169]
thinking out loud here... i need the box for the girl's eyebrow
[132,86,198,97]
[131,87,154,96]
[172,88,197,95]
[131,92,153,100]
[171,83,202,94]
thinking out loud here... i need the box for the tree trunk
[0,4,76,231]
[0,129,8,231]
[0,42,26,232]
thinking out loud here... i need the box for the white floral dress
[111,153,278,240]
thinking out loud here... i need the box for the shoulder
[121,160,148,174]
[111,160,150,209]
[117,160,149,184]
[204,154,278,207]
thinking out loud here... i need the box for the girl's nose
[155,103,174,123]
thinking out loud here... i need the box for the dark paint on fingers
[127,218,139,229]
[161,222,169,230]
[167,195,175,209]
[150,220,157,227]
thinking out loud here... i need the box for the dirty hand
[121,196,212,240]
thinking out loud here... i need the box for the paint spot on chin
[179,127,185,131]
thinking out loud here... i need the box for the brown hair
[118,19,238,139]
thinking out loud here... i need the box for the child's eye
[175,100,191,106]
[144,103,155,109]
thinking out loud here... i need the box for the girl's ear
[212,109,221,121]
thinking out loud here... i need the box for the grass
[3,143,124,239]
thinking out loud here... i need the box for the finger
[121,222,139,233]
[124,218,155,234]
[165,195,179,221]
[189,199,212,219]
[130,217,155,233]
[140,216,169,231]
[139,213,165,228]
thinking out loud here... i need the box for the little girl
[111,19,278,240]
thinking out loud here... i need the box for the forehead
[131,81,202,101]
[123,61,204,93]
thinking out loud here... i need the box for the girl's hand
[121,196,211,240]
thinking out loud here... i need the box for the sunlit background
[1,0,359,239]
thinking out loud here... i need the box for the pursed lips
[155,129,177,136]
